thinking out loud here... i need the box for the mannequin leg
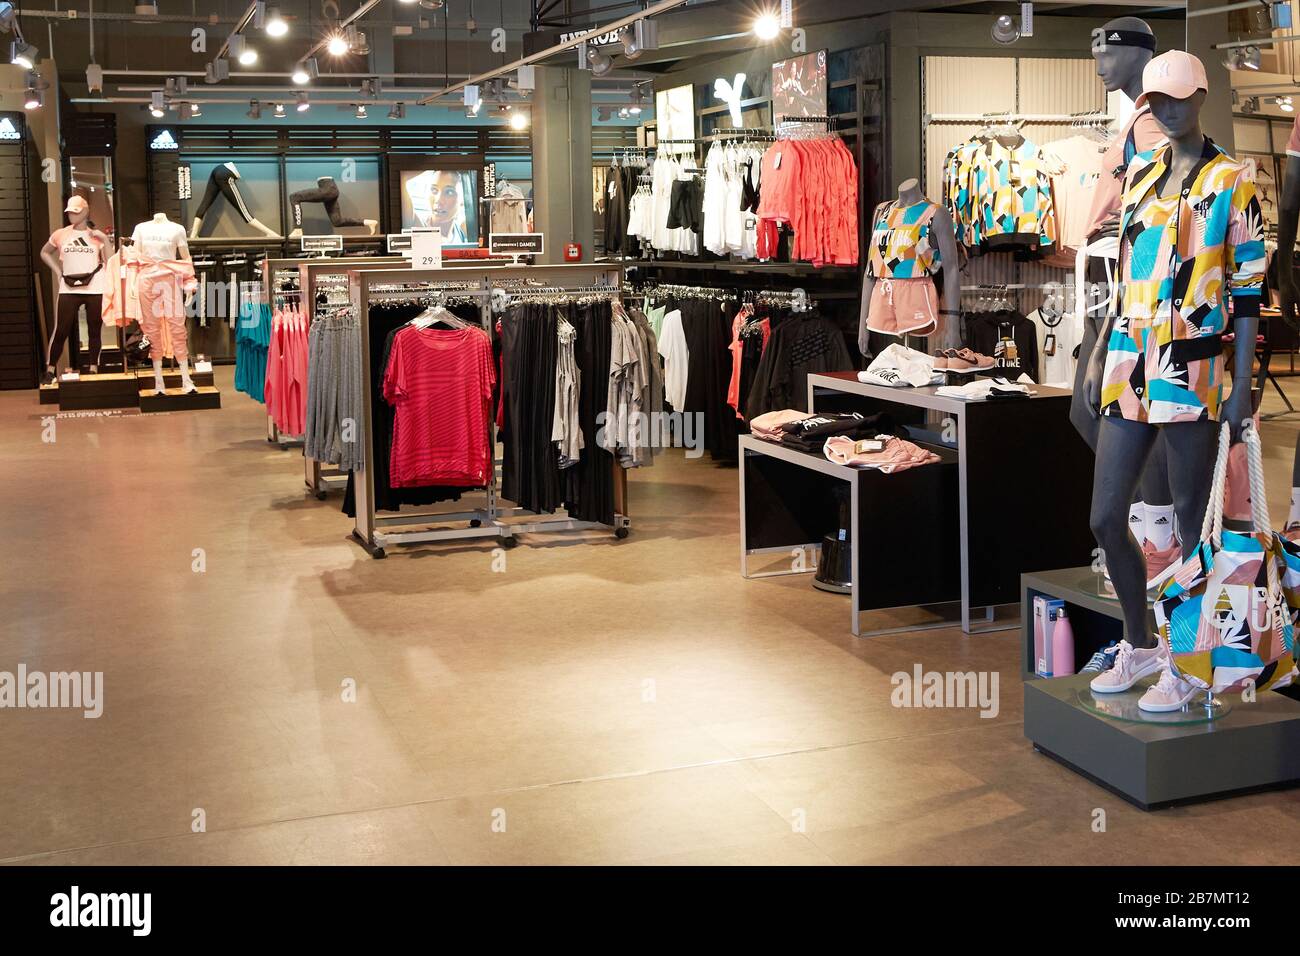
[1287,442,1300,530]
[1140,432,1175,548]
[247,217,282,239]
[1091,416,1159,647]
[84,295,104,373]
[151,358,166,394]
[1161,420,1219,562]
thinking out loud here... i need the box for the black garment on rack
[342,300,483,518]
[678,297,739,462]
[602,166,630,256]
[744,311,853,418]
[667,178,705,234]
[563,299,617,525]
[499,301,562,514]
[964,309,1039,382]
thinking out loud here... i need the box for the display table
[806,372,1095,632]
[739,434,960,636]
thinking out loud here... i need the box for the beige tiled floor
[4,367,1300,865]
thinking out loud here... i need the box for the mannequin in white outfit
[133,213,197,395]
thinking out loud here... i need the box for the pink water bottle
[1052,607,1075,677]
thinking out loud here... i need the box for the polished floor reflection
[2,368,1299,865]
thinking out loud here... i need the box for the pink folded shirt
[823,435,940,474]
[750,408,806,442]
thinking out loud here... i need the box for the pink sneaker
[1089,640,1165,693]
[1142,540,1181,592]
[1138,665,1201,712]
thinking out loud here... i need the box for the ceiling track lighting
[579,42,614,77]
[327,32,350,56]
[753,12,780,41]
[190,102,202,118]
[24,86,41,110]
[355,104,367,118]
[265,6,289,37]
[296,92,310,112]
[388,102,406,120]
[292,57,318,85]
[1279,96,1295,113]
[273,103,286,118]
[247,99,262,119]
[10,38,37,70]
[509,110,528,131]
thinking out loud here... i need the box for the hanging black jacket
[744,313,853,419]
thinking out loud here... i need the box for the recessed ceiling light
[265,6,288,37]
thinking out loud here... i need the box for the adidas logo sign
[0,117,19,141]
[149,129,178,150]
[1109,32,1121,40]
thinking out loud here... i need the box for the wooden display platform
[138,385,222,413]
[40,369,218,412]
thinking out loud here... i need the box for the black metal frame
[532,0,646,31]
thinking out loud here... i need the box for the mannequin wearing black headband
[1090,17,1156,238]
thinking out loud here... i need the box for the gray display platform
[1022,568,1300,808]
[1025,674,1300,809]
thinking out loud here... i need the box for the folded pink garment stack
[749,409,806,442]
[823,435,940,474]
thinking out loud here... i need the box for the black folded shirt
[777,411,901,451]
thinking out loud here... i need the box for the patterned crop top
[867,199,941,279]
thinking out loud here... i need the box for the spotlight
[247,99,262,119]
[509,110,528,131]
[618,107,629,119]
[619,26,641,60]
[1242,96,1259,115]
[753,12,780,41]
[24,87,41,109]
[150,104,165,118]
[1242,45,1262,70]
[587,48,613,77]
[355,104,367,118]
[991,14,1019,45]
[273,102,286,117]
[388,102,405,119]
[10,39,36,69]
[397,0,419,3]
[296,92,310,112]
[292,65,309,84]
[191,102,202,117]
[1280,96,1295,113]
[150,90,166,117]
[327,33,350,56]
[179,103,194,120]
[597,106,611,121]
[466,17,478,33]
[239,47,258,66]
[265,6,288,37]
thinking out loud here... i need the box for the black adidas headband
[1096,29,1157,51]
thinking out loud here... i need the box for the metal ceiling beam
[418,0,692,104]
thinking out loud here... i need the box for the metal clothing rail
[349,263,631,558]
[924,112,1115,125]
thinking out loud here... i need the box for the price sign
[489,233,545,256]
[386,233,413,255]
[411,228,443,269]
[300,234,344,254]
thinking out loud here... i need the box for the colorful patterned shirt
[942,134,1058,254]
[867,199,941,278]
[1101,137,1265,424]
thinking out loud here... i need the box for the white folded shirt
[858,343,940,388]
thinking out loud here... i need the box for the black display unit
[0,111,35,390]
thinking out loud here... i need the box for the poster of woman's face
[401,169,479,244]
[772,50,828,125]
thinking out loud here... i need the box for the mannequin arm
[1222,311,1258,441]
[931,206,963,350]
[40,241,61,284]
[1277,155,1300,329]
[858,274,875,357]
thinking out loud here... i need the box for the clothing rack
[349,262,631,558]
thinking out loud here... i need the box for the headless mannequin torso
[134,213,198,395]
[859,178,962,354]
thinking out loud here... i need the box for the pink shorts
[867,277,938,337]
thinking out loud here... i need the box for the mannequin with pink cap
[40,194,109,382]
[1081,50,1266,712]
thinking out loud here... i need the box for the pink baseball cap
[64,195,89,214]
[1135,50,1208,108]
